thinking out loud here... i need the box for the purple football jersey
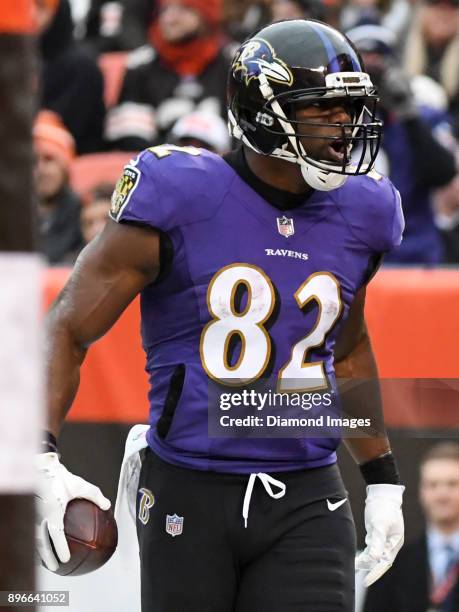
[110,145,403,473]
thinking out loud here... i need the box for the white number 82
[199,263,343,391]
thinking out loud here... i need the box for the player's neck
[244,148,314,196]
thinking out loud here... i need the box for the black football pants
[136,448,356,612]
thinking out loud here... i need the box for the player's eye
[292,101,329,117]
[310,101,331,111]
[302,100,345,113]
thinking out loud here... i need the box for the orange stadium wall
[44,267,459,429]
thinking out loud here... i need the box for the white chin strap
[299,157,348,191]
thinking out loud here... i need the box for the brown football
[50,498,118,576]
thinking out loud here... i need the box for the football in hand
[50,498,118,576]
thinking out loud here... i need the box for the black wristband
[359,451,401,485]
[41,431,58,454]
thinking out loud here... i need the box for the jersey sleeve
[380,179,404,253]
[109,149,165,229]
[109,146,233,232]
[338,172,405,255]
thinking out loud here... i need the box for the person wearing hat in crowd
[168,110,230,154]
[34,110,83,265]
[339,0,411,48]
[105,0,232,151]
[347,24,457,264]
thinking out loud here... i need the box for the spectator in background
[321,0,346,29]
[270,0,325,21]
[38,0,106,153]
[105,0,231,151]
[403,0,459,138]
[168,111,230,153]
[364,442,459,612]
[34,111,83,265]
[82,0,156,53]
[223,0,272,44]
[80,183,113,244]
[340,0,411,47]
[434,172,459,263]
[347,25,457,264]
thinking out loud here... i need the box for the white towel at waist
[113,424,149,611]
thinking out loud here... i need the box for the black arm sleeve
[404,117,456,189]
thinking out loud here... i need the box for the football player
[37,20,405,611]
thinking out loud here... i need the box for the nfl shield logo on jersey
[277,215,295,237]
[166,514,184,537]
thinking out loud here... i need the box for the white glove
[355,483,405,587]
[36,452,111,571]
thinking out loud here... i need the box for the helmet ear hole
[241,107,286,155]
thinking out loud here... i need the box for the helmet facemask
[229,71,382,191]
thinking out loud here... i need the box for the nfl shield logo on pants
[277,215,294,237]
[166,514,184,537]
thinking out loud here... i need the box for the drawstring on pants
[242,473,286,528]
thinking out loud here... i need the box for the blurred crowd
[363,441,459,611]
[33,0,459,265]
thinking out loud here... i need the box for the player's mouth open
[327,140,347,162]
